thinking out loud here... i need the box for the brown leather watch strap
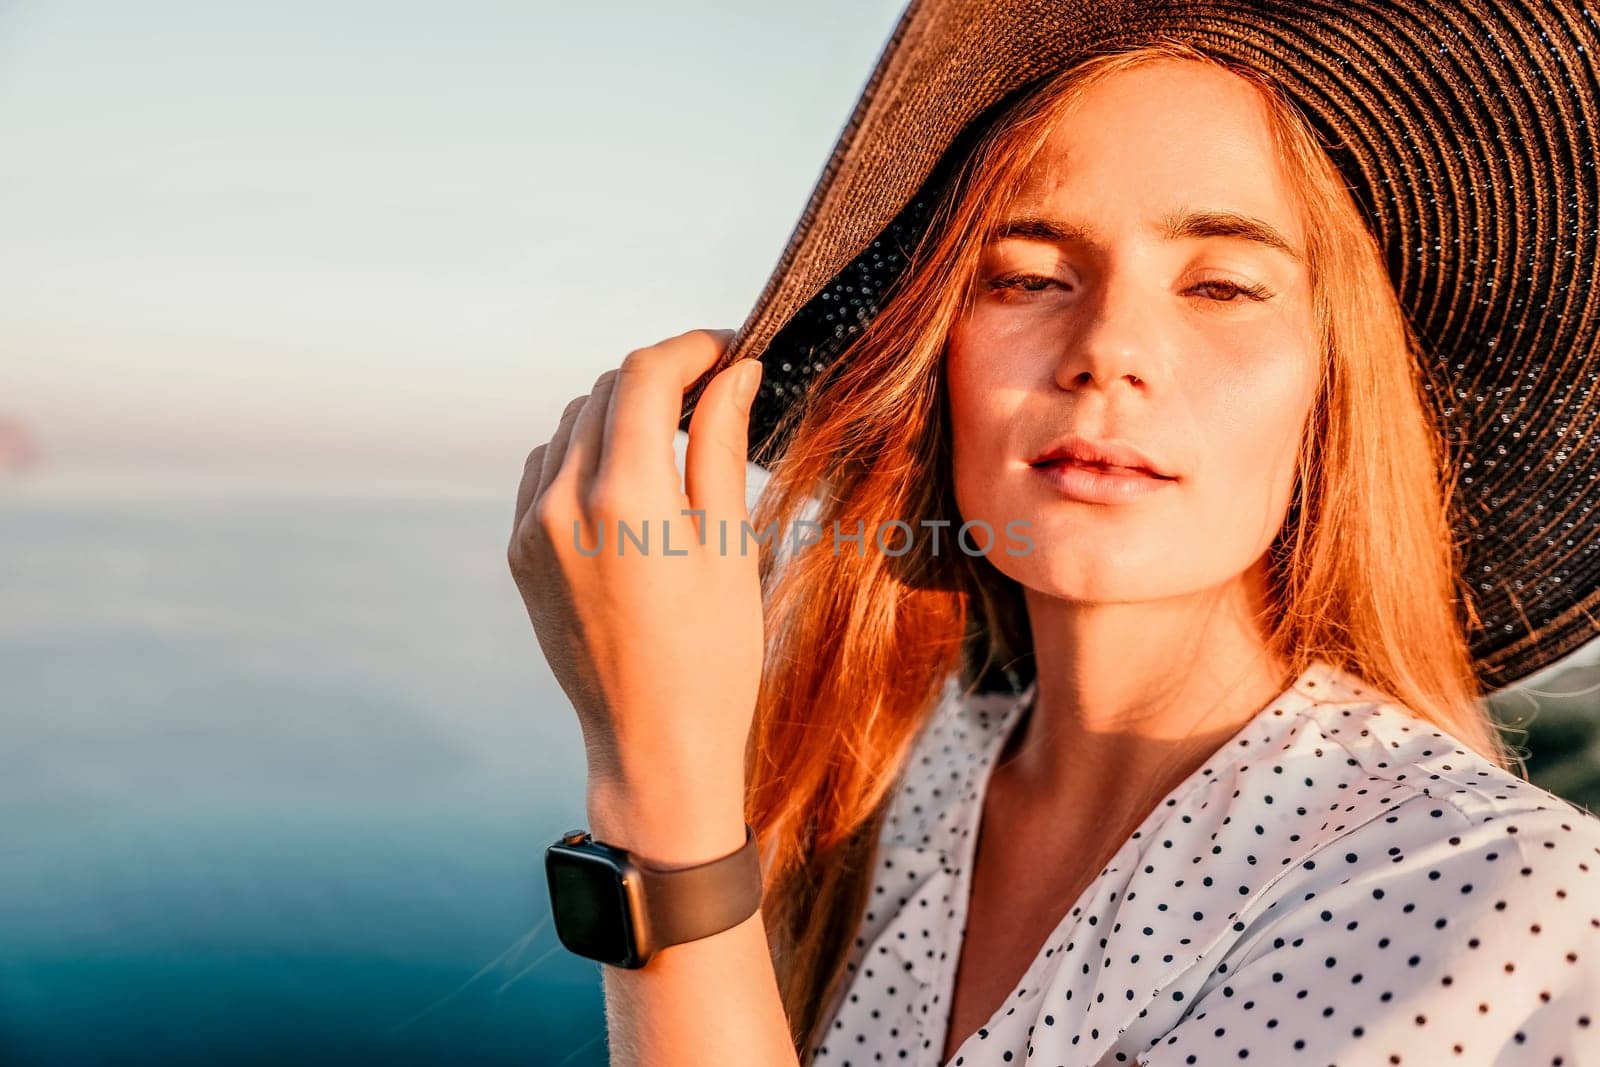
[635,823,763,950]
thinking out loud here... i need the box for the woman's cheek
[1198,348,1316,547]
[945,341,1025,518]
[950,398,1014,526]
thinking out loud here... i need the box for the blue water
[1,483,611,1065]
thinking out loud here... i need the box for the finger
[539,380,608,497]
[513,443,546,529]
[599,329,735,489]
[554,368,622,501]
[685,358,762,519]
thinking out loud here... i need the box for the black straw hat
[678,0,1600,692]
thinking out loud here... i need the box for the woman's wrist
[585,776,749,870]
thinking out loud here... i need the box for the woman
[510,7,1600,1066]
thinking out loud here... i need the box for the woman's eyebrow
[988,209,1303,262]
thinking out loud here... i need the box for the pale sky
[0,0,906,492]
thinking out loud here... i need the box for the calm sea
[1,475,610,1065]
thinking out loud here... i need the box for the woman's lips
[1031,458,1176,504]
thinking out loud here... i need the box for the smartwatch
[545,822,763,969]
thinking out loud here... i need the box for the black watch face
[546,845,640,967]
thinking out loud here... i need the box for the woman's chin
[992,555,1170,604]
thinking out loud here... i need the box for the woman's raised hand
[508,329,765,849]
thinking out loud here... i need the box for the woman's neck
[1001,570,1291,825]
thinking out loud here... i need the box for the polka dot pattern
[807,659,1600,1065]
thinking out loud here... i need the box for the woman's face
[945,59,1320,604]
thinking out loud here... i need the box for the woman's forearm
[586,782,800,1067]
[509,332,781,1062]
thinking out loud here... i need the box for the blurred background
[2,2,1597,1064]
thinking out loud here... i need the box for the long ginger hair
[737,39,1521,1062]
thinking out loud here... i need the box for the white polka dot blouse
[808,658,1600,1066]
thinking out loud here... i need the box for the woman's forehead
[1002,70,1303,243]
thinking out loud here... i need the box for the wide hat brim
[678,0,1600,693]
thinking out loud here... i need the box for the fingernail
[736,360,763,405]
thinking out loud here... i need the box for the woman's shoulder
[1130,663,1600,1064]
[1136,785,1600,1063]
[1253,658,1600,903]
[1291,659,1600,839]
[1235,684,1600,955]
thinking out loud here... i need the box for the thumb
[684,357,762,520]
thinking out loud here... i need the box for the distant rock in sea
[0,417,40,473]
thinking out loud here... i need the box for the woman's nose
[1052,270,1159,393]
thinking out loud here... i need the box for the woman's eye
[986,272,1064,295]
[1191,279,1273,303]
[983,273,1274,303]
